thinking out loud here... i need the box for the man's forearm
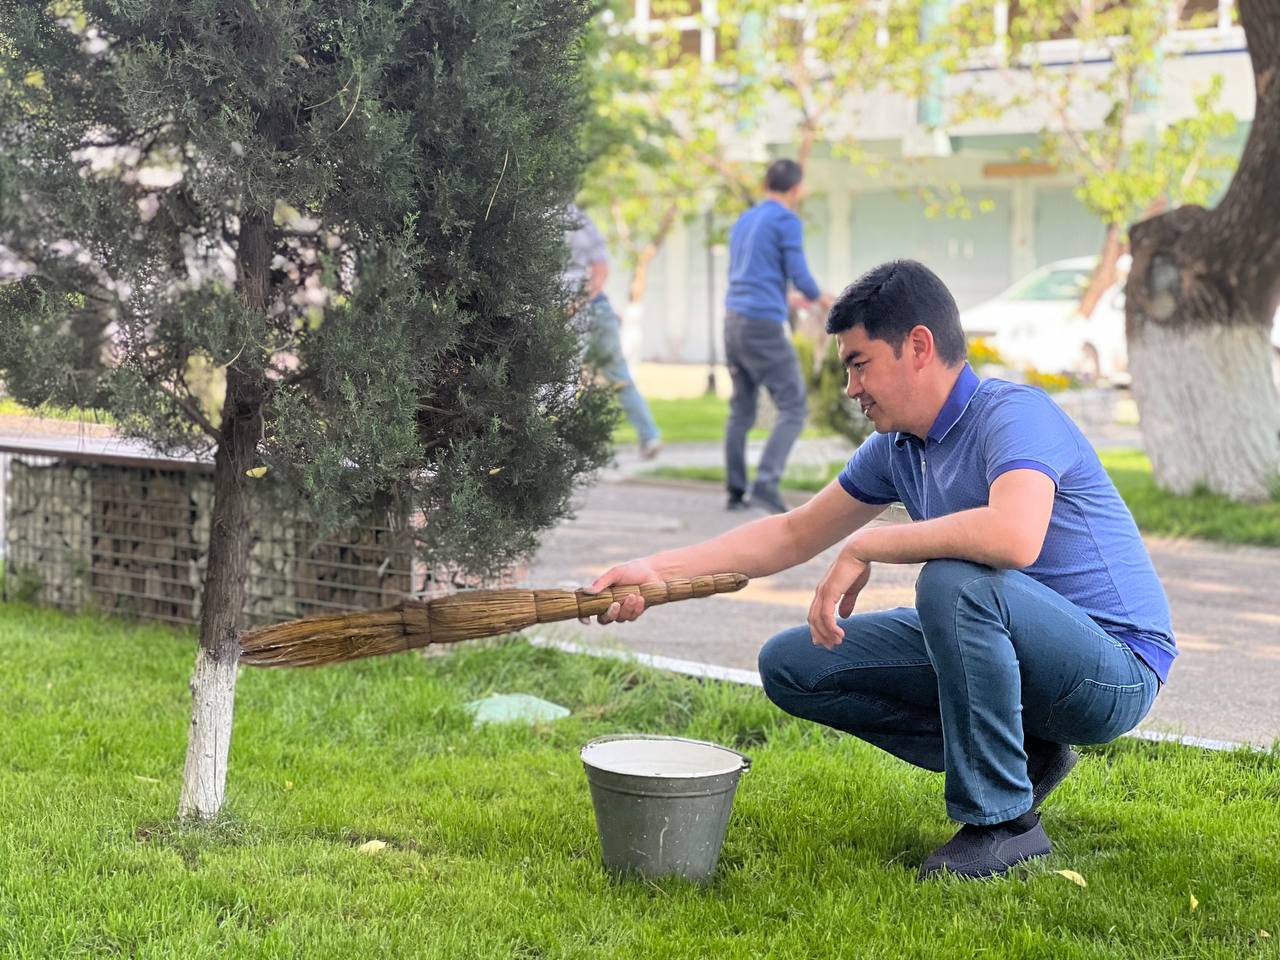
[848,507,1037,570]
[648,514,812,581]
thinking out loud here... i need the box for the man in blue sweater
[583,260,1174,880]
[723,159,834,514]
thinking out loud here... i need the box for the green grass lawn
[1101,449,1280,546]
[0,396,115,424]
[647,448,1280,548]
[2,604,1278,958]
[612,394,828,447]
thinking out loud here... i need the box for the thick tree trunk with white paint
[179,637,240,818]
[1128,322,1280,498]
[1125,0,1280,501]
[177,359,262,819]
[178,215,269,820]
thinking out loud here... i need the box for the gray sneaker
[918,815,1052,880]
[1028,742,1079,810]
[749,485,788,514]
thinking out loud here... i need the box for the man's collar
[893,363,980,447]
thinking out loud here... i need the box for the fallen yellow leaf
[245,466,269,478]
[357,839,387,855]
[134,775,161,784]
[1055,869,1087,887]
[24,70,44,89]
[284,780,294,791]
[1190,893,1199,912]
[488,467,503,475]
[1260,930,1270,939]
[273,199,302,227]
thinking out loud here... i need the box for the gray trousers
[724,310,808,497]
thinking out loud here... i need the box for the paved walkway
[528,451,1280,749]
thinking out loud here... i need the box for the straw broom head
[239,573,748,668]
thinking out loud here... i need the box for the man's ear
[908,324,935,370]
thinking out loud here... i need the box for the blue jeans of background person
[758,559,1159,825]
[586,297,660,447]
[724,310,808,499]
[583,299,660,450]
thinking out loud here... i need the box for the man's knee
[757,624,812,704]
[915,558,999,623]
[775,393,807,426]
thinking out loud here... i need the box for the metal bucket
[580,734,751,883]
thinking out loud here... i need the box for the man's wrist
[843,530,874,564]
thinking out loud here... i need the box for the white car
[960,257,1127,383]
[963,256,1280,385]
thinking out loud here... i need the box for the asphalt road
[527,478,1280,748]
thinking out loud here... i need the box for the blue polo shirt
[838,364,1177,682]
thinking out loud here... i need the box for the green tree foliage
[719,0,932,168]
[1009,1,1237,227]
[578,2,941,317]
[0,0,613,578]
[792,331,871,447]
[947,0,1239,311]
[578,0,752,310]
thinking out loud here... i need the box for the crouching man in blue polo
[584,258,1175,880]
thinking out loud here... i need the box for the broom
[238,573,749,668]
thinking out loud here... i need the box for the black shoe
[749,485,787,514]
[1028,741,1079,810]
[726,495,750,512]
[918,814,1051,880]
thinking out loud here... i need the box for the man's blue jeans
[758,559,1160,825]
[585,298,660,446]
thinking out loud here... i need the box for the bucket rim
[580,733,751,778]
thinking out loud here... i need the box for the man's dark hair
[764,158,804,193]
[825,260,967,365]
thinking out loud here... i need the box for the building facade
[610,1,1256,363]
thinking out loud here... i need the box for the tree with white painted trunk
[1125,0,1280,501]
[0,0,613,819]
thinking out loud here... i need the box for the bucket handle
[583,733,751,772]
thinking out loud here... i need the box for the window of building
[1177,0,1225,29]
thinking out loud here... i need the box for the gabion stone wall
[3,456,422,627]
[5,459,94,610]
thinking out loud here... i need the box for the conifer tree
[0,0,613,819]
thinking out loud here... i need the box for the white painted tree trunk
[1129,321,1280,500]
[177,643,239,819]
[1124,2,1280,502]
[175,330,261,821]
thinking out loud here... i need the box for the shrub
[792,333,871,446]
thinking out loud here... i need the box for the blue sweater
[724,199,821,323]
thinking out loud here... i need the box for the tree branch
[158,381,223,441]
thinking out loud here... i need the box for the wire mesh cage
[0,440,520,629]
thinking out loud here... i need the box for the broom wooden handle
[547,572,748,621]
